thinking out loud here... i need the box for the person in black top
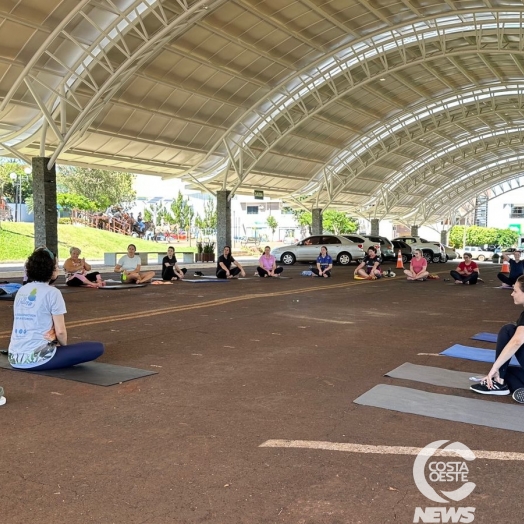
[470,275,524,402]
[354,246,382,279]
[162,246,187,281]
[216,246,246,279]
[497,250,524,288]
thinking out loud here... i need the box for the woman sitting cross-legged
[216,246,246,279]
[162,246,187,281]
[114,244,155,284]
[8,249,104,370]
[354,246,382,280]
[63,247,105,287]
[257,246,283,278]
[404,249,429,281]
[312,245,333,278]
[470,275,524,403]
[450,252,479,285]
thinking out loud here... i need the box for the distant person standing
[498,250,524,288]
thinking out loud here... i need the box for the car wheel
[478,255,485,261]
[423,251,432,263]
[281,252,296,265]
[439,254,447,263]
[401,254,408,263]
[337,252,352,265]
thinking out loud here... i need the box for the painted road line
[259,439,524,461]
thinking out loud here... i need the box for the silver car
[271,235,365,266]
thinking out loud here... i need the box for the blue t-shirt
[317,254,333,269]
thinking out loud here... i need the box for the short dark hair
[463,252,472,258]
[368,246,377,253]
[127,243,136,250]
[26,249,55,282]
[517,275,524,292]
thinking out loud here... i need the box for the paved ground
[0,261,522,523]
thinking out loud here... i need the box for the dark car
[391,239,413,263]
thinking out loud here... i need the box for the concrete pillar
[32,157,58,255]
[440,230,448,245]
[410,225,419,236]
[216,190,231,253]
[312,208,323,235]
[370,218,380,236]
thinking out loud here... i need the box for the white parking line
[260,439,524,461]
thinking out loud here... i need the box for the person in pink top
[257,246,283,278]
[450,252,479,284]
[404,249,429,281]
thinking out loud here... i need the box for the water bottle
[121,271,127,283]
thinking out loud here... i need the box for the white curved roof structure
[1,0,524,223]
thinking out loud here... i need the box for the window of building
[247,206,259,215]
[510,205,524,219]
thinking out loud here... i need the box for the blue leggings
[29,342,104,370]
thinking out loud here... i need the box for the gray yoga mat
[100,283,148,289]
[0,293,15,301]
[183,279,229,283]
[354,384,524,433]
[385,363,476,390]
[0,357,157,386]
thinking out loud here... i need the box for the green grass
[0,222,196,262]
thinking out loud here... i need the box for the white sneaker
[0,396,6,406]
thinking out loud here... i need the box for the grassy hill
[0,222,195,262]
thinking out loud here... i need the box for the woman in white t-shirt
[114,244,155,284]
[8,248,104,370]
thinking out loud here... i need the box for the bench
[104,251,194,266]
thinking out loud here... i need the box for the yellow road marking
[259,439,524,461]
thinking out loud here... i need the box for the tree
[322,210,359,235]
[282,206,312,236]
[57,193,97,212]
[448,225,519,248]
[266,215,278,239]
[58,166,136,210]
[0,160,33,203]
[195,198,217,232]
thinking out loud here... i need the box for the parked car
[342,234,381,256]
[391,239,413,263]
[271,235,365,266]
[392,236,444,263]
[362,235,395,260]
[456,246,494,261]
[440,244,458,262]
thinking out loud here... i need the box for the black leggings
[312,268,331,277]
[450,270,478,284]
[498,273,518,286]
[162,266,187,280]
[257,266,283,277]
[217,267,241,279]
[66,272,101,286]
[496,324,524,391]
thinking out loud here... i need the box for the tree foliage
[58,166,136,210]
[0,160,32,203]
[170,191,195,231]
[322,210,359,235]
[448,225,519,248]
[195,198,217,231]
[266,215,278,239]
[57,193,97,211]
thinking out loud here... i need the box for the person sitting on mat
[498,250,524,288]
[354,246,382,280]
[216,246,246,279]
[114,244,155,284]
[404,249,429,281]
[8,248,104,371]
[312,245,333,278]
[162,246,187,281]
[63,247,105,288]
[257,246,283,278]
[450,252,479,285]
[470,275,524,403]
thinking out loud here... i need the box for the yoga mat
[0,357,157,386]
[100,283,148,289]
[354,384,524,432]
[471,332,497,343]
[0,294,15,301]
[199,275,251,280]
[385,363,476,390]
[440,344,519,366]
[182,279,229,283]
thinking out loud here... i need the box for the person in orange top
[450,252,479,285]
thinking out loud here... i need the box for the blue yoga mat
[471,332,497,343]
[440,344,519,366]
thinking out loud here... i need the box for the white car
[271,235,365,266]
[456,246,494,261]
[392,236,444,263]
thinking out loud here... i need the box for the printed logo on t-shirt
[18,287,38,308]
